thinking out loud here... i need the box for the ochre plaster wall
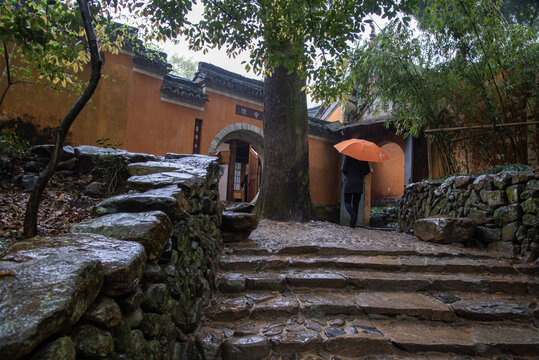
[308,137,341,204]
[326,107,343,123]
[0,52,133,146]
[371,142,404,198]
[123,84,264,156]
[1,50,340,205]
[200,91,263,154]
[123,71,201,155]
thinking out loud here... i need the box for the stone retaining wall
[0,147,223,359]
[398,170,539,261]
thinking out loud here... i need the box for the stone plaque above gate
[236,105,264,121]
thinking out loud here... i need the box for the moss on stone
[30,336,76,360]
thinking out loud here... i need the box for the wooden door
[226,142,237,202]
[247,146,259,201]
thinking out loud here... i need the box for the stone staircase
[196,223,539,359]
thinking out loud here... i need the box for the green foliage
[429,163,533,180]
[370,206,399,216]
[95,136,121,149]
[499,0,537,25]
[0,130,30,154]
[0,0,130,104]
[177,0,415,102]
[370,206,399,229]
[169,54,197,79]
[91,137,124,195]
[349,0,538,174]
[482,163,533,174]
[0,130,29,181]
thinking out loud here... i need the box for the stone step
[196,318,539,358]
[217,270,539,296]
[224,242,506,260]
[203,290,538,323]
[219,253,526,275]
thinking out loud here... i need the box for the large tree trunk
[254,65,313,221]
[23,0,103,237]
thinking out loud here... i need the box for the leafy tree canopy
[178,0,416,103]
[349,0,538,173]
[0,0,195,236]
[417,0,537,25]
[0,0,129,101]
[169,53,197,78]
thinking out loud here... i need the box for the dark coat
[341,156,371,194]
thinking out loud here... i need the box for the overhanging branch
[423,121,539,134]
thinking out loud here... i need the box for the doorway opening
[369,142,405,228]
[216,139,261,203]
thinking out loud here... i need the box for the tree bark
[526,71,538,168]
[0,42,15,106]
[254,65,313,221]
[23,0,103,237]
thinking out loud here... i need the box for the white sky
[157,2,256,80]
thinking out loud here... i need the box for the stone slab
[324,334,393,357]
[414,216,475,244]
[203,299,250,322]
[356,292,455,321]
[220,254,517,275]
[75,146,156,172]
[244,274,287,291]
[164,153,219,175]
[72,210,171,262]
[127,171,205,192]
[219,256,289,271]
[251,297,300,319]
[218,273,246,292]
[128,161,202,176]
[222,335,270,360]
[286,272,347,288]
[93,185,189,220]
[298,292,359,317]
[450,298,533,321]
[0,236,106,359]
[221,211,259,233]
[376,321,539,356]
[4,233,145,299]
[270,330,321,354]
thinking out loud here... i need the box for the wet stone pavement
[196,220,539,360]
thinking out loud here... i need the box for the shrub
[0,131,29,181]
[90,137,125,195]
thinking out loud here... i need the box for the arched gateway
[208,123,264,158]
[209,123,264,203]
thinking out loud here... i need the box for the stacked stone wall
[399,170,539,260]
[0,147,223,359]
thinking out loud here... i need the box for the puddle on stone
[435,293,462,304]
[362,328,384,336]
[324,327,345,338]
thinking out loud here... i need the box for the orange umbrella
[334,139,389,162]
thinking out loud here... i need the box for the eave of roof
[161,75,209,107]
[195,62,264,101]
[338,114,393,131]
[308,117,341,141]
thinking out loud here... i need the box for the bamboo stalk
[424,121,539,134]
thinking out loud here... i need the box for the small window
[193,119,202,154]
[234,163,241,190]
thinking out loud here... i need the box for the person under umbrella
[341,155,371,227]
[334,138,389,227]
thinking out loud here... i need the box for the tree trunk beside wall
[255,65,313,221]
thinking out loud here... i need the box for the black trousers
[344,192,362,226]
